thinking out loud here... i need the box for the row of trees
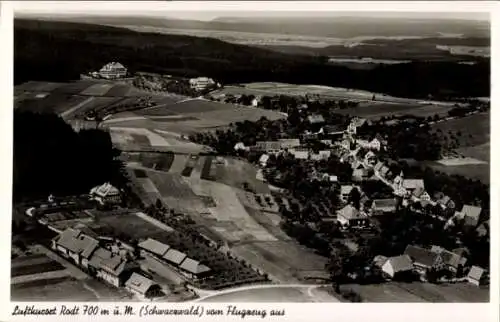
[13,110,125,202]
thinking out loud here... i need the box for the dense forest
[13,110,123,202]
[14,19,489,99]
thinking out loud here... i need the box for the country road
[187,283,339,303]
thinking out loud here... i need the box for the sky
[13,1,491,21]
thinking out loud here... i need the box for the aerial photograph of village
[11,3,490,303]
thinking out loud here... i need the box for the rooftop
[404,245,441,268]
[163,248,187,265]
[90,182,120,198]
[179,257,212,275]
[385,255,414,273]
[125,272,157,294]
[55,228,99,259]
[402,179,425,190]
[372,199,398,212]
[138,238,170,257]
[338,205,366,220]
[467,266,485,281]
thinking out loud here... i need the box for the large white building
[90,182,121,205]
[189,77,216,91]
[98,62,128,79]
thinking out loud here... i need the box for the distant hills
[16,13,490,39]
[14,18,490,99]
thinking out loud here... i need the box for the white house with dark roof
[125,272,162,299]
[179,257,212,280]
[467,266,487,286]
[337,205,368,228]
[90,182,121,205]
[99,62,127,79]
[381,255,414,279]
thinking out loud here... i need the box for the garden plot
[109,127,171,147]
[80,83,115,96]
[186,179,277,243]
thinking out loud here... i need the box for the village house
[125,272,163,300]
[402,179,425,194]
[476,220,489,238]
[459,205,482,227]
[436,194,455,210]
[178,257,212,280]
[89,182,121,205]
[412,187,432,202]
[52,229,136,287]
[310,150,331,161]
[288,149,310,160]
[430,246,467,276]
[98,62,128,79]
[88,247,137,287]
[370,198,398,215]
[404,245,444,276]
[254,139,301,154]
[466,266,487,286]
[347,117,367,135]
[367,138,382,151]
[251,96,262,107]
[352,168,370,182]
[322,124,346,139]
[259,154,270,167]
[307,114,326,125]
[340,185,360,203]
[337,205,369,229]
[51,228,99,267]
[380,255,414,279]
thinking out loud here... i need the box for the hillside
[14,19,490,99]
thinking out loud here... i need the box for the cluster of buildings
[374,245,488,286]
[51,228,162,299]
[138,238,212,280]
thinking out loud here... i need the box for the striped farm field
[79,83,115,96]
[103,84,134,97]
[11,261,65,278]
[14,81,63,92]
[51,80,96,95]
[16,94,91,115]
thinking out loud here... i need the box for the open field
[425,161,490,184]
[97,212,167,240]
[12,277,132,301]
[343,281,489,302]
[15,93,93,115]
[432,112,490,145]
[51,80,97,95]
[457,142,490,162]
[212,157,270,193]
[336,101,453,119]
[80,83,115,96]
